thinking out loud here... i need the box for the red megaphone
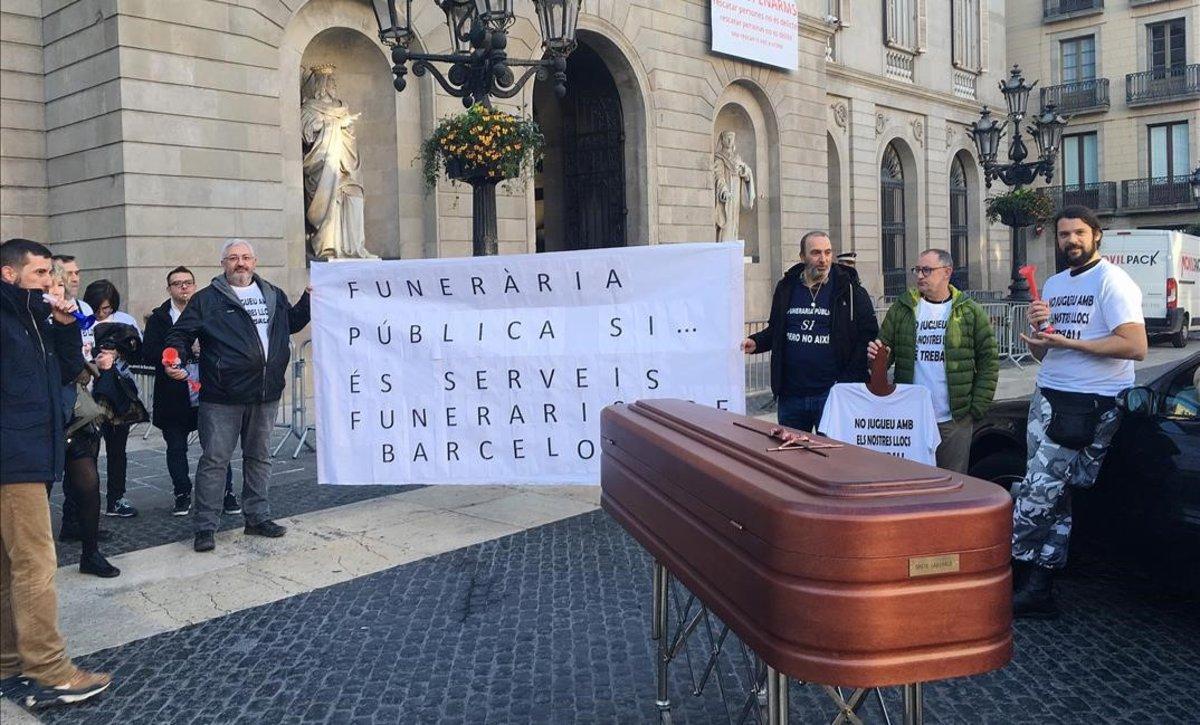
[1018,264,1056,334]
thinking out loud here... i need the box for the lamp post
[968,64,1068,301]
[369,0,582,256]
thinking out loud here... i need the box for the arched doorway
[299,27,401,259]
[949,155,969,289]
[880,143,907,297]
[534,41,626,252]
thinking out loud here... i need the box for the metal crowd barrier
[128,364,156,439]
[272,339,315,459]
[745,298,1037,392]
[126,341,318,453]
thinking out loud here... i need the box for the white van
[1102,229,1199,348]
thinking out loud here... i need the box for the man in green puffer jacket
[867,248,998,472]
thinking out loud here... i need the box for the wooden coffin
[600,399,1013,688]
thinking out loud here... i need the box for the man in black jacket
[741,231,878,432]
[165,240,311,552]
[0,238,112,708]
[142,266,237,516]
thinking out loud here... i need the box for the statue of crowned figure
[301,64,376,260]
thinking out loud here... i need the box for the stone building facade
[1007,0,1199,264]
[1,0,1009,324]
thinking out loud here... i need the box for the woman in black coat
[83,280,141,518]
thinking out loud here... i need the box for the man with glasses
[868,249,998,473]
[142,266,239,516]
[742,231,878,432]
[164,241,311,552]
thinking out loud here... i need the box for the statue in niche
[301,65,375,260]
[712,130,755,243]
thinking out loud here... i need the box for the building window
[1148,19,1186,73]
[951,0,981,72]
[1062,132,1099,186]
[1149,121,1189,179]
[949,157,969,289]
[1060,35,1096,83]
[881,144,907,297]
[885,0,919,52]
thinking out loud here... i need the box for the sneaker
[222,491,242,515]
[79,551,121,578]
[173,494,191,516]
[244,520,286,538]
[0,674,31,700]
[104,497,137,518]
[194,530,215,552]
[23,669,111,709]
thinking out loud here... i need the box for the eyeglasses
[223,255,255,264]
[910,265,951,277]
[168,280,195,288]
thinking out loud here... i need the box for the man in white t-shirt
[165,239,311,553]
[1011,205,1146,619]
[868,248,998,473]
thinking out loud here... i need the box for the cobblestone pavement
[50,435,416,568]
[27,510,1199,724]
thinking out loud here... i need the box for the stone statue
[712,131,755,243]
[301,65,375,260]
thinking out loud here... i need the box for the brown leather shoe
[25,669,112,709]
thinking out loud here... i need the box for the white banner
[710,0,798,71]
[310,243,746,485]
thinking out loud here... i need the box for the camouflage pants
[1010,387,1122,570]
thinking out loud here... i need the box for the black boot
[1013,565,1059,619]
[79,550,121,578]
[1011,559,1034,591]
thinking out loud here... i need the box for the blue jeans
[777,392,830,433]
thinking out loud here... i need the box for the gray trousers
[935,416,975,474]
[194,400,279,533]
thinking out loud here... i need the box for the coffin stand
[600,400,1014,724]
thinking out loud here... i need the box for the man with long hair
[1011,206,1147,618]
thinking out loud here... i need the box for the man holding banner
[742,232,877,432]
[165,240,311,553]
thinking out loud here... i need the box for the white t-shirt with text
[819,383,942,465]
[913,298,953,422]
[233,282,270,355]
[1036,259,1143,397]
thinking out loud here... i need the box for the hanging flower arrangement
[420,103,544,189]
[985,187,1056,228]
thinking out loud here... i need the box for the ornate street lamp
[368,0,582,256]
[1189,164,1200,206]
[968,64,1070,301]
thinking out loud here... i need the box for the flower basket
[421,104,543,189]
[985,188,1055,228]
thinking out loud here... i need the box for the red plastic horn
[162,347,180,368]
[1018,265,1056,334]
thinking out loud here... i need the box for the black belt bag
[1040,387,1117,450]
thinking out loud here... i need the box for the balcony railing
[1121,176,1196,211]
[1126,64,1200,106]
[952,69,978,100]
[1043,0,1103,21]
[1040,78,1110,115]
[1045,182,1118,213]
